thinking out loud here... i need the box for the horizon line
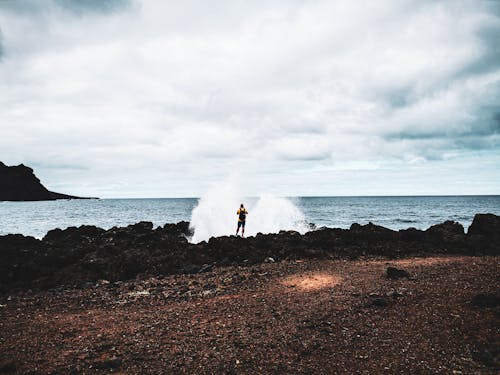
[84,194,500,200]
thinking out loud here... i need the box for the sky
[0,0,499,198]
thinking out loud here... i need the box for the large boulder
[468,214,500,237]
[467,214,500,255]
[424,220,465,246]
[386,267,410,279]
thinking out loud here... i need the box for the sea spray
[189,178,309,243]
[189,177,242,243]
[246,194,309,237]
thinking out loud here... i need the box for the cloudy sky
[0,0,499,197]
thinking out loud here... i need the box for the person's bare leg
[242,225,245,237]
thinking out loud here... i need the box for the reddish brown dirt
[1,256,499,374]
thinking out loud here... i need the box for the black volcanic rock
[0,214,499,293]
[386,267,410,279]
[467,213,500,254]
[468,214,500,238]
[0,161,92,201]
[425,220,465,243]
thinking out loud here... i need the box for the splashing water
[188,178,242,243]
[189,178,309,243]
[248,194,309,237]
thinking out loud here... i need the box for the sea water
[1,195,499,241]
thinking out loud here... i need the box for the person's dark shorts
[238,221,245,229]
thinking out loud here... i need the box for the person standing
[236,203,248,237]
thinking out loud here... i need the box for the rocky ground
[1,213,499,373]
[1,213,499,293]
[1,255,499,374]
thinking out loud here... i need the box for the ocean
[1,195,499,240]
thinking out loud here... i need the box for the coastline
[2,195,500,239]
[1,213,499,293]
[0,214,498,373]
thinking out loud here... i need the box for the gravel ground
[0,255,498,374]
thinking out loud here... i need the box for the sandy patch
[281,272,342,291]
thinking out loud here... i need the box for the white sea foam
[189,177,309,243]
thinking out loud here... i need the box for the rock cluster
[0,213,499,293]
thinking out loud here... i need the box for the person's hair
[240,203,244,207]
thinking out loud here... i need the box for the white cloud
[0,0,499,197]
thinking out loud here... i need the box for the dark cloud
[384,105,500,156]
[385,131,447,141]
[54,0,132,15]
[0,1,46,15]
[0,29,4,61]
[455,138,498,151]
[479,107,500,133]
[0,0,131,15]
[454,21,500,81]
[494,112,500,131]
[386,124,500,143]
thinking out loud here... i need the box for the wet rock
[177,221,192,236]
[386,267,410,279]
[471,293,500,308]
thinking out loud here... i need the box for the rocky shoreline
[0,214,499,373]
[1,213,499,293]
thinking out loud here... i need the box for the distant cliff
[0,162,94,201]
